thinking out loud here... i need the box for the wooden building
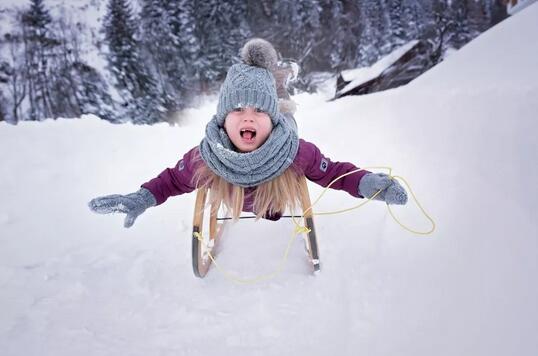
[334,40,435,99]
[502,0,538,15]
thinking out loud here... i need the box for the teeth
[240,129,256,139]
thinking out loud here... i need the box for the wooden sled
[191,176,320,278]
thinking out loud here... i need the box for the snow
[337,40,420,96]
[1,4,538,356]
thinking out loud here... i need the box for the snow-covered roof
[505,0,538,15]
[337,40,419,96]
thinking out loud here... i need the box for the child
[89,39,408,227]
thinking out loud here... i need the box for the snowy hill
[1,4,537,356]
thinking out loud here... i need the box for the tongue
[243,131,253,140]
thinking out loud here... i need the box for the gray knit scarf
[199,113,299,188]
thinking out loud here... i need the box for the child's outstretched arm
[296,139,407,205]
[88,147,200,228]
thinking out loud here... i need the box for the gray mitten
[358,173,408,205]
[88,188,157,228]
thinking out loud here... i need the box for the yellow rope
[194,166,435,284]
[193,229,298,284]
[387,175,436,235]
[294,166,436,235]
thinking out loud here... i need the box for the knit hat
[215,38,280,126]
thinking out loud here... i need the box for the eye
[233,107,244,112]
[255,108,264,113]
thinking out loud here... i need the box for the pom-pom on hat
[215,38,280,126]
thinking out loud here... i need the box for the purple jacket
[142,139,369,219]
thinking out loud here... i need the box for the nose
[241,110,255,122]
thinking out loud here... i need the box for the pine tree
[165,0,204,100]
[427,0,458,62]
[3,27,26,123]
[269,0,323,65]
[293,0,323,69]
[140,0,182,111]
[103,0,162,124]
[0,98,5,122]
[488,0,508,26]
[21,0,58,120]
[467,0,490,38]
[72,61,117,122]
[194,0,251,91]
[450,0,472,49]
[0,62,8,121]
[332,0,362,70]
[356,1,383,66]
[49,16,82,118]
[321,0,347,70]
[405,0,430,38]
[387,0,406,47]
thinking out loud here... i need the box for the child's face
[224,107,273,152]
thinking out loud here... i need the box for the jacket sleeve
[294,139,370,198]
[141,146,201,205]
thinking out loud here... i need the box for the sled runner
[191,176,320,278]
[191,187,225,278]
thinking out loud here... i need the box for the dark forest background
[0,0,507,125]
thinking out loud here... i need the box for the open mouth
[240,128,257,141]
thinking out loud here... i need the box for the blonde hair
[192,153,303,220]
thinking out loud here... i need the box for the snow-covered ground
[1,4,537,356]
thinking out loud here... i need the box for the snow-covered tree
[166,0,203,95]
[401,0,426,39]
[0,0,509,124]
[356,0,385,66]
[322,0,348,70]
[140,0,180,111]
[387,0,406,47]
[71,61,116,122]
[330,0,362,70]
[193,0,251,91]
[450,1,473,49]
[21,0,58,120]
[140,0,205,107]
[0,61,8,121]
[2,28,26,124]
[467,0,491,37]
[103,0,163,124]
[277,0,323,65]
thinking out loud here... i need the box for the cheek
[224,119,236,136]
[260,120,273,139]
[223,117,232,132]
[225,126,240,142]
[224,121,243,147]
